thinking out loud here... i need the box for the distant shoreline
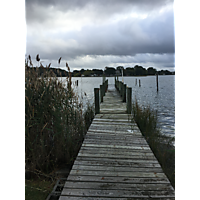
[26,66,175,78]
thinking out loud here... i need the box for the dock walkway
[59,84,175,199]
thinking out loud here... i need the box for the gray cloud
[26,0,173,24]
[26,0,175,70]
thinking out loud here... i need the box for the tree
[104,67,116,76]
[93,69,103,76]
[80,68,85,75]
[73,70,81,77]
[83,69,93,77]
[147,67,156,75]
[126,67,135,76]
[134,65,147,76]
[116,66,124,71]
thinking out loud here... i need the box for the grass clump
[25,55,94,195]
[132,99,175,188]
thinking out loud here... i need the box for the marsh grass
[132,99,175,188]
[25,55,94,177]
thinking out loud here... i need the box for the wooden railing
[94,77,132,114]
[115,77,132,114]
[94,79,108,114]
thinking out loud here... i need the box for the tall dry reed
[25,55,94,174]
[132,99,175,188]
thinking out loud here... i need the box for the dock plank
[59,84,174,199]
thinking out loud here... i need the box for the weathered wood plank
[83,138,148,145]
[99,110,127,114]
[74,160,161,168]
[67,175,170,184]
[80,146,154,154]
[93,118,133,122]
[63,181,174,191]
[84,139,147,145]
[82,143,151,150]
[88,124,141,130]
[85,133,145,138]
[78,151,154,159]
[72,165,163,173]
[92,121,134,126]
[91,124,139,130]
[61,188,175,197]
[60,197,175,200]
[77,152,155,160]
[95,113,131,119]
[87,129,142,135]
[79,149,154,157]
[84,135,146,140]
[70,169,166,178]
[76,156,160,164]
[76,157,159,164]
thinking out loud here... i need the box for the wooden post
[103,75,106,84]
[156,73,159,92]
[123,84,126,102]
[121,82,123,97]
[139,79,141,87]
[127,87,132,114]
[117,80,119,91]
[106,79,108,92]
[100,85,103,102]
[94,88,100,114]
[102,83,105,96]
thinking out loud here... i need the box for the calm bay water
[60,75,175,136]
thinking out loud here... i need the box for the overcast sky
[25,0,175,71]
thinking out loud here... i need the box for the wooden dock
[59,84,175,199]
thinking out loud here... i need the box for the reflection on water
[60,75,175,136]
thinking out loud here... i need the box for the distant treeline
[26,65,175,77]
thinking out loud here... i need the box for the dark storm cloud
[25,0,174,70]
[26,0,173,24]
[26,7,174,60]
[26,0,173,9]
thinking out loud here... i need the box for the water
[121,76,175,136]
[61,75,175,137]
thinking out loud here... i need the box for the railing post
[118,80,119,91]
[94,88,100,114]
[120,82,124,97]
[103,81,106,96]
[100,85,103,102]
[123,84,126,102]
[120,82,123,97]
[127,87,132,114]
[106,79,108,92]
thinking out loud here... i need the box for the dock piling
[156,73,159,92]
[127,87,132,114]
[94,88,100,114]
[100,85,103,102]
[123,84,126,102]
